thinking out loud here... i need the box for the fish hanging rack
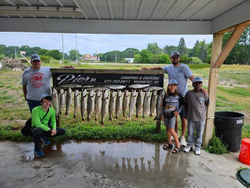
[50,68,164,132]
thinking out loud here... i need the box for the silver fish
[115,90,122,118]
[136,89,144,118]
[143,86,163,91]
[122,90,130,117]
[101,90,109,124]
[129,89,137,118]
[150,90,157,116]
[154,90,164,120]
[65,87,72,115]
[73,89,80,118]
[128,84,149,89]
[80,88,88,121]
[52,88,59,116]
[88,86,109,91]
[87,90,95,121]
[106,85,126,90]
[94,90,102,121]
[109,91,116,120]
[58,88,65,115]
[143,89,151,118]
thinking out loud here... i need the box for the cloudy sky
[0,32,213,55]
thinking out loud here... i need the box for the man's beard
[172,61,178,65]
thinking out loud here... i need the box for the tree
[123,48,140,58]
[140,49,150,63]
[68,49,82,61]
[133,54,140,63]
[0,44,6,55]
[164,45,178,55]
[37,49,49,56]
[198,40,207,63]
[177,37,187,56]
[46,50,62,60]
[147,43,162,55]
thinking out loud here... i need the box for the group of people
[142,51,209,155]
[22,51,209,157]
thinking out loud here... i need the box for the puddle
[17,140,189,187]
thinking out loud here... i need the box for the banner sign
[51,69,164,89]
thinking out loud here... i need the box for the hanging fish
[122,90,130,117]
[80,88,88,121]
[73,89,80,118]
[101,90,109,125]
[65,88,72,115]
[52,87,59,116]
[136,89,144,118]
[129,89,137,118]
[115,90,122,119]
[94,90,102,121]
[142,89,151,118]
[58,89,65,115]
[87,89,95,121]
[154,90,164,120]
[150,90,157,116]
[109,91,116,120]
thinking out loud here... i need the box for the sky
[0,32,213,55]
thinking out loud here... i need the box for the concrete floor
[0,140,248,188]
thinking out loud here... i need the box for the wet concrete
[0,140,248,188]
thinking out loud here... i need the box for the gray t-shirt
[184,90,209,121]
[22,66,52,100]
[162,64,193,97]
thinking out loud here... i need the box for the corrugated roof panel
[5,0,26,6]
[165,0,191,20]
[127,0,141,20]
[112,0,123,20]
[80,0,98,20]
[58,0,76,7]
[93,0,110,20]
[157,0,176,20]
[139,0,158,20]
[147,0,167,20]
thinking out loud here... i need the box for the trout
[65,87,72,115]
[52,87,59,116]
[142,89,151,118]
[150,90,157,116]
[87,89,95,121]
[115,90,122,118]
[94,90,102,121]
[122,90,130,117]
[135,89,144,118]
[73,89,79,118]
[80,88,88,121]
[109,91,116,120]
[101,90,109,124]
[154,90,164,120]
[129,89,137,118]
[58,89,65,114]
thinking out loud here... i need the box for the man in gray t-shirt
[142,51,194,146]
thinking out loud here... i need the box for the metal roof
[0,0,249,34]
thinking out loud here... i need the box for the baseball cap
[193,77,203,83]
[40,94,52,101]
[31,54,41,61]
[168,79,178,85]
[170,51,180,57]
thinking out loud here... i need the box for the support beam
[203,33,223,146]
[213,23,248,68]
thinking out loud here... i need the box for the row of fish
[52,87,164,124]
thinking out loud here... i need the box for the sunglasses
[172,56,179,59]
[32,60,40,63]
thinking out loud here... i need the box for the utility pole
[15,48,17,58]
[62,34,64,63]
[76,35,78,64]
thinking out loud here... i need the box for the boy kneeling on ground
[31,94,66,157]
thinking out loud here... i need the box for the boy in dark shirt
[183,77,209,155]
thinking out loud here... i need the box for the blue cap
[168,79,178,85]
[40,94,52,101]
[193,77,203,83]
[170,51,180,57]
[31,54,41,61]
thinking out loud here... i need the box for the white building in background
[125,58,134,63]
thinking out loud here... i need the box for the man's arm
[189,75,194,82]
[59,65,75,69]
[189,75,208,94]
[141,66,162,70]
[22,85,27,101]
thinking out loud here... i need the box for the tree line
[0,26,249,64]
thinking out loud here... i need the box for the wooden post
[203,33,223,146]
[56,114,61,127]
[156,119,161,133]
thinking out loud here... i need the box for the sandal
[163,143,173,150]
[172,147,182,154]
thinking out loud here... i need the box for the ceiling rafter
[124,0,127,20]
[73,0,88,19]
[149,0,162,21]
[174,0,196,21]
[39,0,47,6]
[162,0,177,21]
[107,0,113,20]
[22,0,32,6]
[187,0,212,21]
[56,0,64,7]
[137,0,144,21]
[5,0,15,6]
[90,0,100,20]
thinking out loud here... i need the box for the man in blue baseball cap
[142,51,203,146]
[22,54,74,112]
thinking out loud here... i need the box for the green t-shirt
[31,106,56,131]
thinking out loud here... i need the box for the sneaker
[184,146,193,153]
[180,136,187,147]
[41,137,51,145]
[34,149,44,157]
[195,147,201,155]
